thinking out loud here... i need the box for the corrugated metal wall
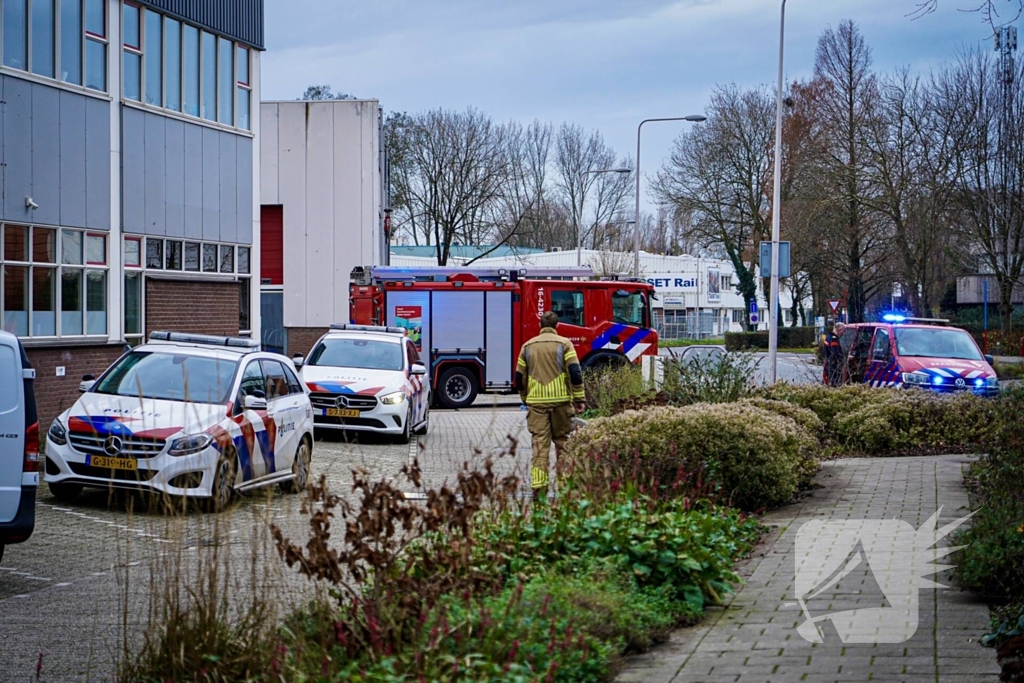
[122,107,253,243]
[134,0,264,49]
[0,76,110,230]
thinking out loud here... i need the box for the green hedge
[724,326,817,351]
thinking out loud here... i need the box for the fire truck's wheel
[438,367,478,409]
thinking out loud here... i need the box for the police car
[835,315,999,396]
[295,324,429,443]
[44,332,315,511]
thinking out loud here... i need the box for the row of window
[0,0,252,131]
[1,223,108,337]
[129,237,250,275]
[122,3,251,129]
[2,0,107,90]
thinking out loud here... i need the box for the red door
[260,205,284,285]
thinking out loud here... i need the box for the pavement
[616,455,1000,683]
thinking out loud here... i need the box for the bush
[724,326,817,351]
[660,352,760,406]
[584,364,651,417]
[568,402,819,510]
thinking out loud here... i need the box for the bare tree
[908,0,1022,28]
[300,85,357,100]
[654,84,775,328]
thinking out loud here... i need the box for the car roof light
[149,331,259,351]
[329,323,407,335]
[883,314,906,323]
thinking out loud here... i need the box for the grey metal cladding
[59,91,87,228]
[30,85,61,227]
[122,107,250,244]
[3,77,33,223]
[485,291,513,387]
[84,97,111,228]
[134,0,264,49]
[433,292,484,350]
[122,108,146,233]
[236,137,253,242]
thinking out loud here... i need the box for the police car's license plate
[325,408,360,418]
[87,455,137,471]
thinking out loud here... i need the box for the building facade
[0,0,263,427]
[260,99,386,357]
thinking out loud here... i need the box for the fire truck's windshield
[894,327,983,361]
[612,291,646,327]
[308,338,405,371]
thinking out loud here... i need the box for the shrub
[660,352,760,406]
[568,402,819,510]
[584,363,651,417]
[724,326,817,351]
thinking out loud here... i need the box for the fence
[655,311,720,340]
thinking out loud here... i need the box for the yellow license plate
[325,408,360,418]
[87,455,137,471]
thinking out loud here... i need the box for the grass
[660,338,725,348]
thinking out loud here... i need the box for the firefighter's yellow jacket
[515,328,586,405]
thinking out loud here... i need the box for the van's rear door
[0,336,25,523]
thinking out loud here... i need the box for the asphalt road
[659,348,820,385]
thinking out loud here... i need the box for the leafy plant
[660,352,760,406]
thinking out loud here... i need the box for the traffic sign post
[828,299,840,314]
[750,299,760,326]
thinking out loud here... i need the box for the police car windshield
[894,328,983,361]
[93,351,238,403]
[309,338,404,371]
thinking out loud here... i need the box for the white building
[259,99,387,354]
[389,249,811,338]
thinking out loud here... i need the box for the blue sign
[750,312,760,325]
[749,299,758,314]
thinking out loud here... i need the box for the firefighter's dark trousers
[527,403,575,495]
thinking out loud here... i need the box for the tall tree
[300,85,357,100]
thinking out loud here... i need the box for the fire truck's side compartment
[484,291,514,389]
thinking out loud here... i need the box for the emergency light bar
[148,331,260,350]
[882,314,950,325]
[351,265,595,284]
[329,323,407,335]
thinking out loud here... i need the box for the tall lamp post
[578,168,632,266]
[634,115,707,277]
[768,0,788,384]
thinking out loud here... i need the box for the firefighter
[516,311,586,501]
[823,322,846,386]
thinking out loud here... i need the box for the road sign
[749,299,758,314]
[828,299,840,313]
[759,241,791,278]
[750,312,760,325]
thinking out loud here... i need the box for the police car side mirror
[985,354,994,365]
[244,394,267,410]
[410,363,427,376]
[292,354,304,369]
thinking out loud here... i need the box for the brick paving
[617,456,1000,683]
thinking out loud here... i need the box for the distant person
[823,322,846,386]
[516,312,586,502]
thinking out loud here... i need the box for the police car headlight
[380,392,407,405]
[168,433,214,456]
[902,372,930,386]
[47,418,67,446]
[985,377,999,388]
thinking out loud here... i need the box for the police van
[834,315,999,396]
[0,330,38,564]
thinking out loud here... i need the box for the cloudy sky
[262,0,1004,195]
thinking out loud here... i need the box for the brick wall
[26,344,127,431]
[286,327,328,358]
[146,278,241,338]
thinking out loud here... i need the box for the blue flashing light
[932,377,944,386]
[975,378,985,387]
[883,314,906,323]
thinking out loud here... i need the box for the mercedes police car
[295,324,429,443]
[838,315,999,396]
[44,332,314,511]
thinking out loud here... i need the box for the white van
[0,330,38,564]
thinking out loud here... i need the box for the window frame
[549,289,585,328]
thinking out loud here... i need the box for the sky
[261,0,1009,208]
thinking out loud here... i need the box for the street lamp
[767,0,788,384]
[578,168,633,266]
[634,115,707,277]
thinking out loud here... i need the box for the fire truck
[349,265,659,409]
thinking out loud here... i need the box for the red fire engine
[349,265,659,408]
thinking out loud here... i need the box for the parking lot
[0,398,528,682]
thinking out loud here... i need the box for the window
[550,290,584,327]
[183,24,199,116]
[96,351,238,404]
[239,276,250,331]
[1,224,104,339]
[164,17,181,111]
[165,240,182,270]
[122,2,141,100]
[145,238,163,268]
[184,242,200,271]
[124,237,141,267]
[124,271,141,337]
[238,246,250,275]
[3,0,27,70]
[217,36,233,124]
[261,359,288,400]
[308,339,404,371]
[612,290,646,327]
[59,0,81,83]
[283,364,303,395]
[31,0,55,78]
[237,46,250,130]
[84,0,106,91]
[202,243,217,272]
[871,328,891,361]
[236,360,264,411]
[143,9,161,105]
[201,31,216,121]
[219,245,234,273]
[894,327,984,361]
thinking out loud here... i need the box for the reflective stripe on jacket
[516,328,586,405]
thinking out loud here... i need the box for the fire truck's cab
[349,266,658,408]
